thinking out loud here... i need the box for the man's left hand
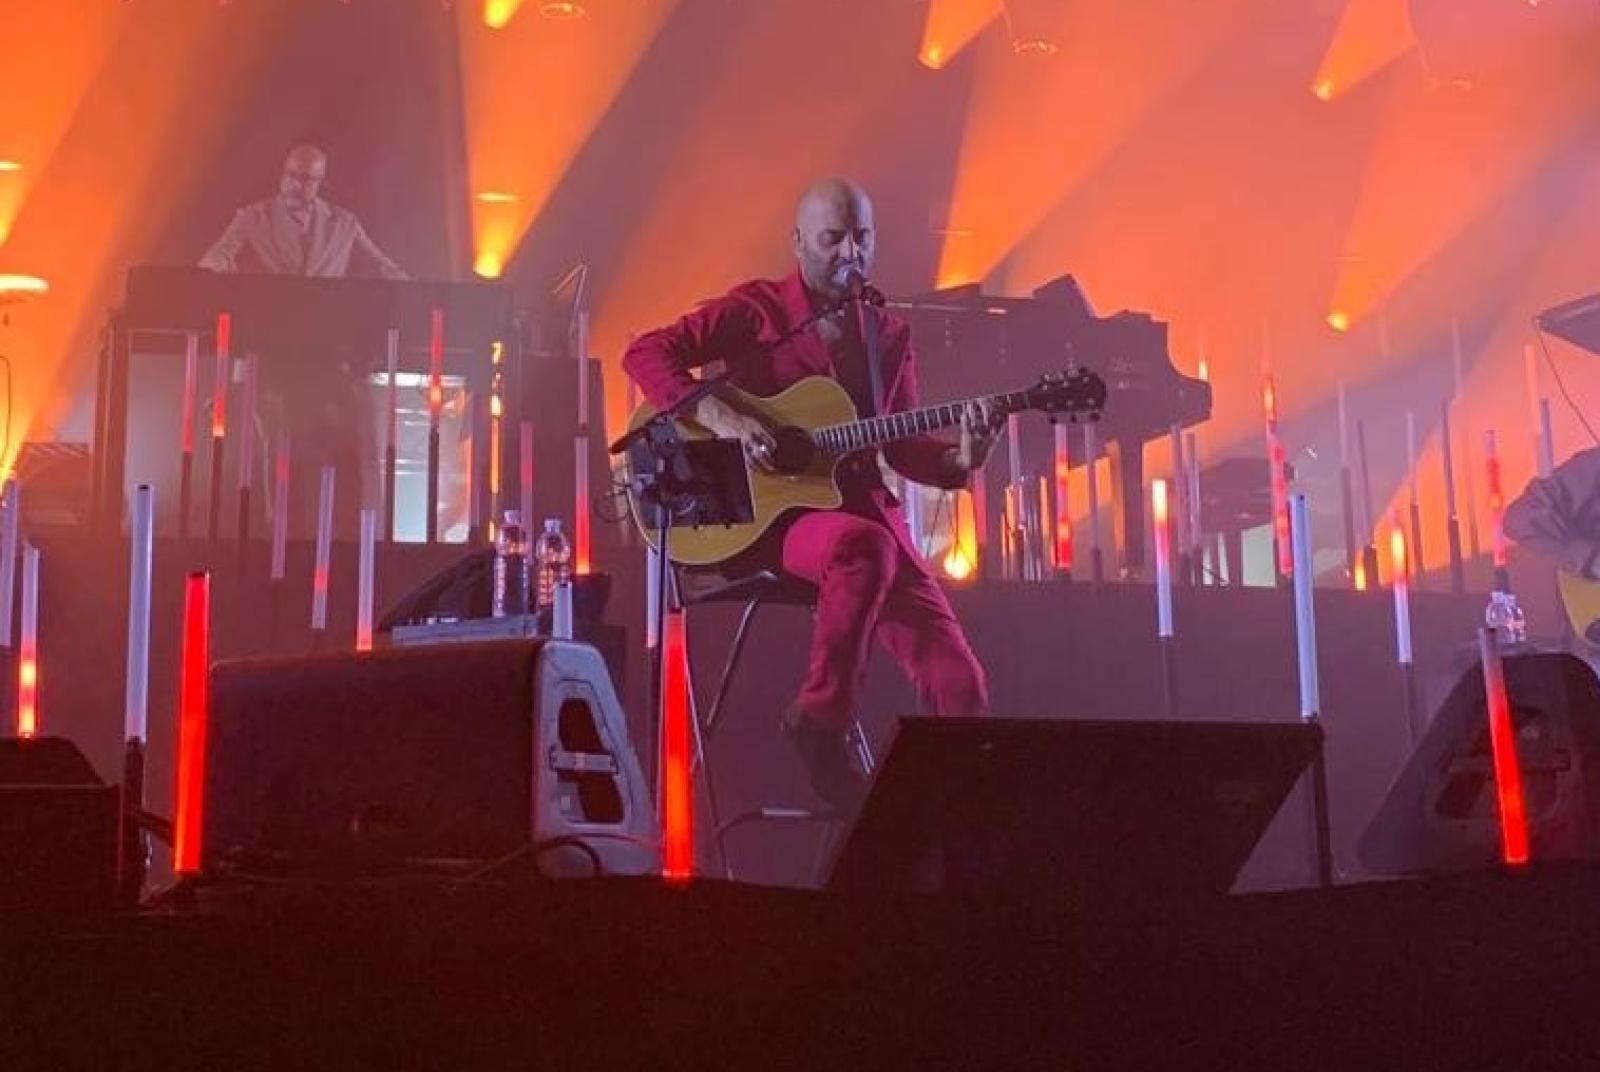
[951,399,1003,475]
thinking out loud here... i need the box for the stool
[675,568,874,882]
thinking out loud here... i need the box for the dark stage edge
[5,867,1600,1070]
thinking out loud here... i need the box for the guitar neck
[812,391,1028,454]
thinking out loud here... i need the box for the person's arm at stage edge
[881,328,989,490]
[622,294,774,454]
[199,209,249,273]
[1504,447,1600,578]
[353,220,408,280]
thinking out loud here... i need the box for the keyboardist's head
[279,144,328,211]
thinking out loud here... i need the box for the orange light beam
[459,0,678,281]
[1328,49,1600,329]
[918,0,1003,70]
[1310,0,1416,102]
[939,0,1254,289]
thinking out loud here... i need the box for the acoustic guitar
[622,369,1107,566]
[1557,570,1600,648]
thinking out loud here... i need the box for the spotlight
[475,191,520,204]
[0,275,48,303]
[1326,311,1351,332]
[1311,79,1334,101]
[539,1,585,17]
[473,251,505,279]
[920,44,946,69]
[0,161,20,173]
[941,549,974,581]
[483,0,522,28]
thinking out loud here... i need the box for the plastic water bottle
[535,517,573,612]
[1485,589,1527,646]
[493,510,530,618]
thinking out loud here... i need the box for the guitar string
[810,392,1026,454]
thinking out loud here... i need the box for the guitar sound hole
[768,427,815,475]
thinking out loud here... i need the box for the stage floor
[4,864,1600,1069]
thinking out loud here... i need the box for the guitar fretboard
[811,391,1028,455]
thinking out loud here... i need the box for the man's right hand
[694,394,778,472]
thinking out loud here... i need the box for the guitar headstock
[1022,368,1107,421]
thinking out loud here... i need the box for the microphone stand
[609,371,742,859]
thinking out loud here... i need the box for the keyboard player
[199,144,407,280]
[198,144,406,537]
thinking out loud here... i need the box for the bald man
[200,145,406,279]
[624,178,995,813]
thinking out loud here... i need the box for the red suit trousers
[781,509,988,730]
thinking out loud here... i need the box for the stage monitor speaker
[207,639,657,878]
[1360,652,1600,875]
[826,717,1320,903]
[0,737,117,914]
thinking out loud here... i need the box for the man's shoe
[782,711,868,815]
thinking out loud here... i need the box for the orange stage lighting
[942,491,977,581]
[459,0,675,283]
[1326,311,1351,332]
[473,250,505,279]
[0,274,48,299]
[1310,0,1416,103]
[918,0,1002,71]
[1328,48,1597,329]
[936,0,1254,290]
[483,0,525,29]
[3,3,288,475]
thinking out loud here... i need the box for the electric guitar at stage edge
[621,369,1107,567]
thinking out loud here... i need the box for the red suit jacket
[622,269,965,570]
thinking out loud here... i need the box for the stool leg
[702,593,768,744]
[681,611,733,879]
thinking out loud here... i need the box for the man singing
[200,144,407,279]
[623,178,995,812]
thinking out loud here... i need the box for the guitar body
[625,377,860,566]
[1558,570,1600,647]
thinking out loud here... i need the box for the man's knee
[825,523,898,581]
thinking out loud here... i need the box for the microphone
[844,269,887,308]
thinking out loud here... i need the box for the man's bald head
[792,178,876,301]
[279,144,328,211]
